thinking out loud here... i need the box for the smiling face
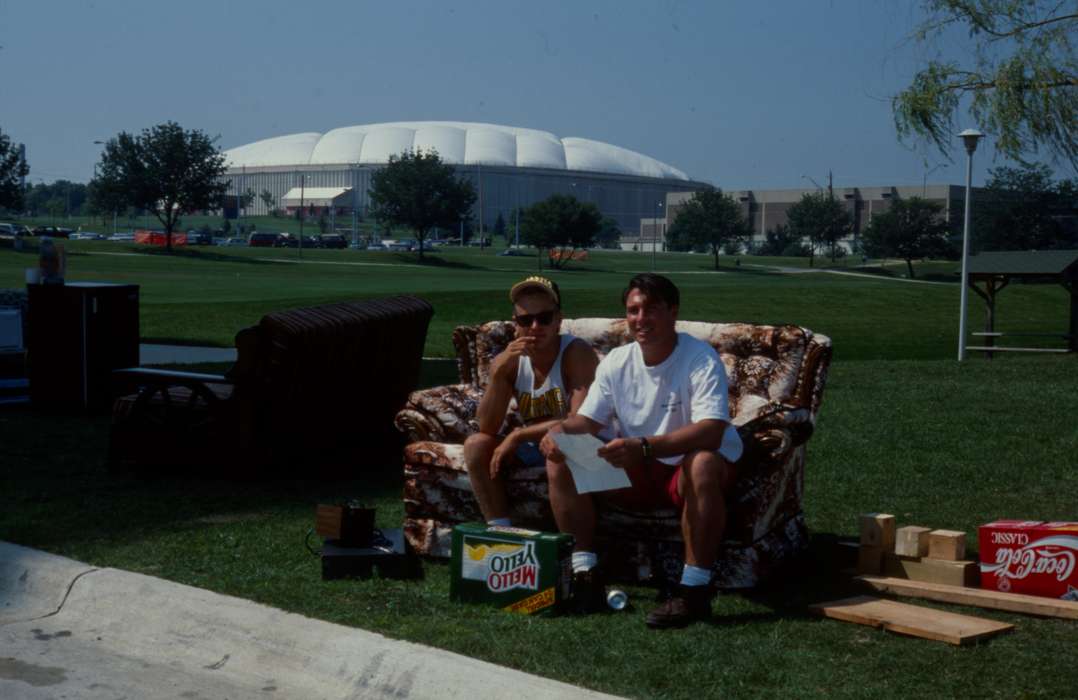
[512,291,562,348]
[624,288,678,351]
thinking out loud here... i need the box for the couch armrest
[395,383,483,443]
[738,404,814,463]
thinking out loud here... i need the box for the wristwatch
[639,437,653,459]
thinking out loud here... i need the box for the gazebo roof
[968,250,1078,277]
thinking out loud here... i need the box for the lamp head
[959,129,984,155]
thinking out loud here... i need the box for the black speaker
[27,283,140,411]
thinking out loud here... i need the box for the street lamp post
[298,173,306,259]
[652,200,663,271]
[957,129,984,361]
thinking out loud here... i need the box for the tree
[786,192,852,266]
[861,197,953,278]
[893,0,1078,168]
[95,122,228,251]
[368,149,476,259]
[494,212,507,243]
[259,189,277,214]
[757,224,799,256]
[86,178,128,227]
[973,164,1078,250]
[596,216,622,249]
[0,128,29,213]
[241,188,256,212]
[520,194,602,269]
[664,188,751,270]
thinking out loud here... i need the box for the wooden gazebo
[965,250,1078,356]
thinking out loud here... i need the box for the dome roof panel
[464,128,516,166]
[413,125,466,163]
[309,126,369,164]
[359,127,418,164]
[224,132,321,168]
[516,132,566,169]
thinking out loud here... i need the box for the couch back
[453,318,831,427]
[230,295,434,463]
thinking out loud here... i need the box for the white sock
[572,551,598,573]
[486,517,511,527]
[679,564,712,588]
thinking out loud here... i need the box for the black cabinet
[27,283,140,411]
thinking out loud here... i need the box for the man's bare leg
[464,433,510,521]
[546,458,597,551]
[679,450,736,568]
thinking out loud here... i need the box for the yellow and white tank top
[513,334,576,424]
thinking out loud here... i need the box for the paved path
[0,541,620,700]
[140,343,237,365]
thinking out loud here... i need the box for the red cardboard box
[979,520,1078,600]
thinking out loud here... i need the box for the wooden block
[928,530,967,560]
[808,595,1013,645]
[856,575,1078,620]
[859,513,896,550]
[857,545,883,575]
[882,552,979,587]
[895,526,932,557]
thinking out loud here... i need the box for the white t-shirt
[578,332,743,465]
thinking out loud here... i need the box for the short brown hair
[622,273,679,308]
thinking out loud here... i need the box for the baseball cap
[509,276,561,308]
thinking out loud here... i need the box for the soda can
[606,588,629,611]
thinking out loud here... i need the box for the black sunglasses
[513,310,557,327]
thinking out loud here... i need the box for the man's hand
[489,431,520,479]
[491,336,538,379]
[539,421,566,463]
[597,437,645,470]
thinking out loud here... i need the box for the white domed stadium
[223,121,707,235]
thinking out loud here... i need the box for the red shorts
[607,459,685,511]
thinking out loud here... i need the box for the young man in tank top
[464,276,599,537]
[540,273,743,627]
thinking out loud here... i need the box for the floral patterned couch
[394,318,832,588]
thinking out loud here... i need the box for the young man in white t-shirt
[540,273,743,628]
[464,276,598,530]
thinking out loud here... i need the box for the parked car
[107,232,136,242]
[185,230,213,245]
[276,234,321,248]
[30,226,74,238]
[0,223,26,239]
[318,233,347,249]
[248,232,281,247]
[217,237,246,247]
[69,231,105,240]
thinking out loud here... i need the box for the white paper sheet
[552,433,632,494]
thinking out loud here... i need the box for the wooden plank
[895,526,931,558]
[883,553,979,586]
[928,530,967,560]
[859,513,896,550]
[965,345,1065,351]
[808,595,1013,646]
[857,575,1078,621]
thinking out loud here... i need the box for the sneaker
[571,568,607,614]
[645,584,713,629]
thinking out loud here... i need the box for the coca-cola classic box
[979,520,1078,600]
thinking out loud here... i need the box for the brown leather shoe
[571,568,607,614]
[645,584,713,629]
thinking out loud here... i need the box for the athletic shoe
[645,584,713,629]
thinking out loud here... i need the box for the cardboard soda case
[449,523,573,614]
[978,520,1078,600]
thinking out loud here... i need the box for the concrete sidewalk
[0,542,620,700]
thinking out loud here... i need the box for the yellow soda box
[449,523,573,614]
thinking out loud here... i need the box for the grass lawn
[2,243,1076,698]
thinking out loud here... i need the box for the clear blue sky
[0,0,1035,189]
